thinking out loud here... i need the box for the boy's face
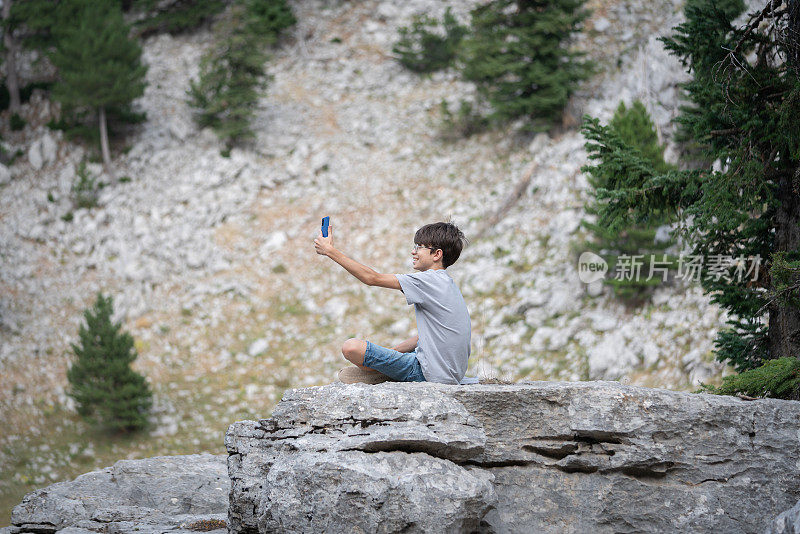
[411,243,442,271]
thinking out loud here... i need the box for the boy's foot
[338,366,394,384]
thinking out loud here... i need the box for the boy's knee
[342,338,367,363]
[341,338,365,360]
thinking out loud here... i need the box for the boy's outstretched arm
[314,226,401,290]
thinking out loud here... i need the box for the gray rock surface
[766,500,800,534]
[0,163,10,185]
[227,381,800,534]
[26,139,43,170]
[258,450,496,533]
[10,454,228,534]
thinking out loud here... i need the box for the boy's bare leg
[341,338,375,370]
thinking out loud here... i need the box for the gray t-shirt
[395,269,471,384]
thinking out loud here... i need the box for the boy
[314,221,471,385]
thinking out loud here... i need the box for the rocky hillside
[0,0,752,521]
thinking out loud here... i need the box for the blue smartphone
[321,216,330,238]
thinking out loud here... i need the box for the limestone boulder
[227,381,800,534]
[766,500,800,534]
[10,454,228,534]
[257,450,495,533]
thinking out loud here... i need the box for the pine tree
[188,3,267,150]
[460,0,593,131]
[67,293,152,432]
[608,101,674,175]
[581,0,800,377]
[48,0,147,168]
[580,101,678,304]
[187,0,294,150]
[188,6,266,149]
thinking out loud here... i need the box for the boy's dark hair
[414,221,469,268]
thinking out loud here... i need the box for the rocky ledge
[8,454,228,534]
[225,381,800,534]
[7,382,800,534]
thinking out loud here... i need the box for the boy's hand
[314,225,335,256]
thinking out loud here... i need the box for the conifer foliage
[48,0,147,168]
[580,101,677,304]
[133,0,226,37]
[67,293,152,432]
[699,357,800,400]
[188,0,295,150]
[460,0,593,130]
[581,0,800,386]
[7,0,63,53]
[392,7,468,73]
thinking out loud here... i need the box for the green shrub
[67,293,153,432]
[439,99,488,140]
[0,82,53,112]
[698,357,800,400]
[242,0,296,43]
[393,7,468,73]
[71,161,100,209]
[10,113,26,131]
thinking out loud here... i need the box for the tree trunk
[2,0,21,112]
[765,2,800,361]
[767,167,800,360]
[98,106,111,168]
[788,0,799,69]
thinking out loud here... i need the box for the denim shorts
[363,341,426,382]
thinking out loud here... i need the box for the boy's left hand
[314,225,334,256]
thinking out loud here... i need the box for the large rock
[0,163,11,185]
[766,500,800,534]
[257,450,495,533]
[227,381,800,534]
[10,454,228,534]
[26,133,58,170]
[225,383,492,533]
